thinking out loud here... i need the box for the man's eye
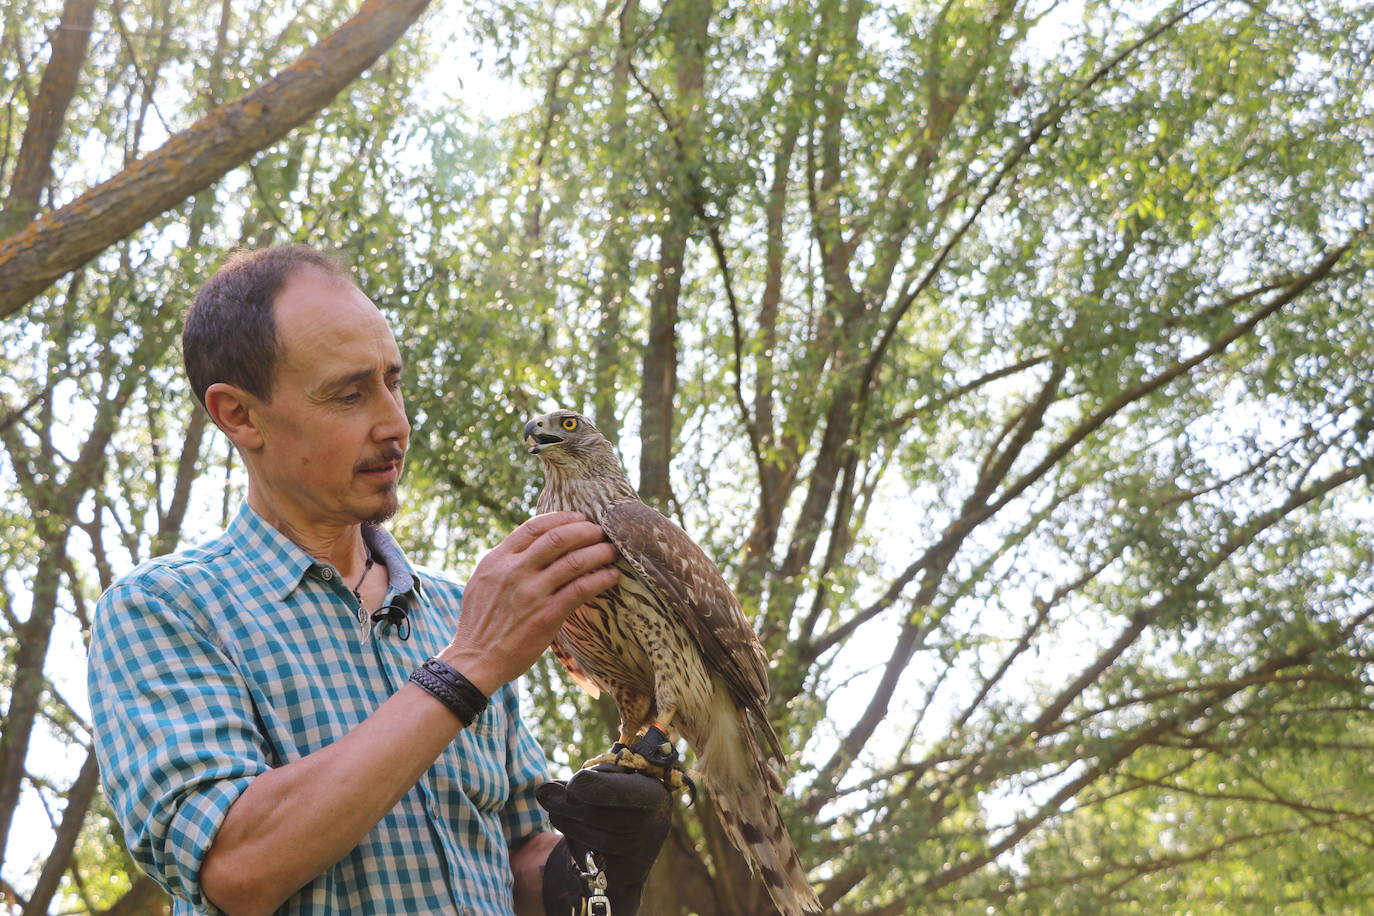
[339,393,362,404]
[387,377,403,391]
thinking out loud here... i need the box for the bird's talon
[679,770,698,806]
[583,726,694,796]
[625,725,693,797]
[582,748,651,771]
[659,765,696,803]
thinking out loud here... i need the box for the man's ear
[204,382,266,451]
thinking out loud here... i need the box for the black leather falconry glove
[536,764,672,916]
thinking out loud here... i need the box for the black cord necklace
[351,542,375,602]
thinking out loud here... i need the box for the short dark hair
[182,244,348,408]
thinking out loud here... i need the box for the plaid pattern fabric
[88,503,553,915]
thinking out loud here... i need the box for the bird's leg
[583,709,695,799]
[582,690,652,769]
[630,712,696,801]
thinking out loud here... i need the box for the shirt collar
[225,503,421,602]
[363,522,419,599]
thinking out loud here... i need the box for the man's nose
[375,389,410,442]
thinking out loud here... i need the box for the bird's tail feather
[693,686,821,915]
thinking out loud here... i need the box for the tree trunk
[152,406,209,556]
[0,283,168,868]
[636,0,711,509]
[0,541,68,872]
[590,0,638,444]
[637,215,686,509]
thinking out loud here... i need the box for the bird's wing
[598,499,772,711]
[551,634,602,698]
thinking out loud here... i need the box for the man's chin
[362,489,400,526]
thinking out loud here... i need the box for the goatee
[364,487,400,526]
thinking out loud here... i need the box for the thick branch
[0,0,434,316]
[21,747,100,916]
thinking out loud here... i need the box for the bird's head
[523,409,621,476]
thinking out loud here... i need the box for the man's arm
[511,831,565,916]
[199,512,619,915]
[199,680,464,914]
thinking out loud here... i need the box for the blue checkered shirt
[88,503,553,915]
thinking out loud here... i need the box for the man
[88,245,668,915]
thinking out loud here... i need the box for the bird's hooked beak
[524,418,564,455]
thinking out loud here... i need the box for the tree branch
[0,0,435,316]
[0,0,98,234]
[21,746,100,916]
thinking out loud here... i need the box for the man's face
[251,267,409,527]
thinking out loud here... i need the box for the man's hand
[536,766,673,916]
[440,512,619,695]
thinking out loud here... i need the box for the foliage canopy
[1,0,1371,913]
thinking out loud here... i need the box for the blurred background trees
[1,0,1371,912]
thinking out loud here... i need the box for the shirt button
[321,567,334,580]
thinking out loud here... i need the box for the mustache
[355,446,405,473]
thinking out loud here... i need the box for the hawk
[524,408,821,916]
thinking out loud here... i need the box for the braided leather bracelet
[409,656,489,726]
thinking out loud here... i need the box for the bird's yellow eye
[561,417,578,431]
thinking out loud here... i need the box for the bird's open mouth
[526,432,563,454]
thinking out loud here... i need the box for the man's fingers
[524,521,616,569]
[541,542,618,589]
[503,512,587,553]
[566,769,671,812]
[549,566,620,614]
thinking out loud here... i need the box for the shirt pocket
[436,699,510,815]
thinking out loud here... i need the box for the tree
[3,0,1373,912]
[0,0,436,318]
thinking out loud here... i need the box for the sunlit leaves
[3,0,1373,911]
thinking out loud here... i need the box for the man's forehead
[273,269,400,371]
[274,267,381,326]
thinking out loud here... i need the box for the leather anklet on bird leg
[583,724,696,801]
